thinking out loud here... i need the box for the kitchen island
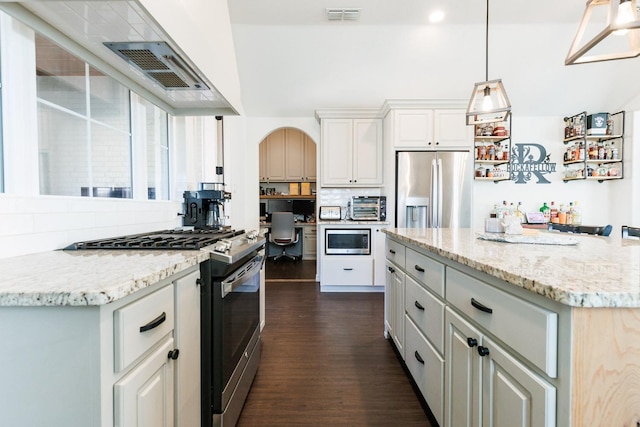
[0,249,207,426]
[383,227,640,427]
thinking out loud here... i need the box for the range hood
[0,1,241,116]
[104,41,209,91]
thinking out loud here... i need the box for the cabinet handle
[167,349,180,360]
[414,265,425,273]
[477,346,490,357]
[414,301,425,310]
[139,312,166,333]
[343,268,353,271]
[196,278,203,286]
[389,249,396,254]
[414,350,425,364]
[467,337,478,348]
[471,298,493,314]
[388,266,395,273]
[435,141,440,145]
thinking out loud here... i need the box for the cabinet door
[434,109,472,148]
[285,128,305,180]
[445,308,482,427]
[303,136,317,181]
[174,271,201,427]
[265,130,286,181]
[352,119,383,185]
[394,109,434,148]
[385,260,405,357]
[482,335,556,427]
[259,140,267,181]
[302,226,317,260]
[114,337,175,427]
[321,119,353,186]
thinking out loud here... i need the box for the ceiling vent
[326,8,361,21]
[103,41,209,91]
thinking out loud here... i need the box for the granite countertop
[383,228,640,308]
[0,249,209,307]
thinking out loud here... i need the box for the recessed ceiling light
[429,10,445,23]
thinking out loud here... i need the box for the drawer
[385,239,406,268]
[321,256,373,286]
[446,268,558,377]
[406,247,444,297]
[405,275,445,355]
[114,285,175,372]
[405,316,444,427]
[304,226,317,236]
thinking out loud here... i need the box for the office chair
[622,225,640,239]
[268,212,301,261]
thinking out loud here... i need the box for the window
[36,34,133,198]
[139,97,169,200]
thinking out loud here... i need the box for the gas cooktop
[64,229,244,251]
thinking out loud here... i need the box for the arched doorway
[258,127,317,282]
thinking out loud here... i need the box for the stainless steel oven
[325,228,371,255]
[201,241,265,427]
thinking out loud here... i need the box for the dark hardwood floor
[237,278,433,426]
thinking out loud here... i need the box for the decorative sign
[509,143,557,184]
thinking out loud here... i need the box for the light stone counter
[383,227,640,308]
[0,249,209,306]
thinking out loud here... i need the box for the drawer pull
[471,298,493,314]
[414,350,425,364]
[467,337,478,348]
[139,312,166,333]
[414,301,425,310]
[477,346,490,357]
[343,268,353,271]
[167,349,180,360]
[388,266,395,273]
[414,265,425,273]
[389,249,396,254]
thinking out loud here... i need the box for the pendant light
[566,0,640,65]
[466,0,511,125]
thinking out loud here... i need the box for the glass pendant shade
[466,79,511,125]
[566,0,640,65]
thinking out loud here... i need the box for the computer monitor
[293,200,315,216]
[268,199,293,213]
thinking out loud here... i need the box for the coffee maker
[182,183,231,230]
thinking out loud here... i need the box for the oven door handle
[221,253,264,298]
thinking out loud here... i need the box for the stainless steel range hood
[0,1,241,116]
[104,41,209,91]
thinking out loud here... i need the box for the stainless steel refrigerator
[396,151,472,228]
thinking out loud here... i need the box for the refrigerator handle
[430,159,437,228]
[437,158,443,228]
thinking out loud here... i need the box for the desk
[261,222,316,260]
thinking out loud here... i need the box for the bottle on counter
[567,202,574,225]
[516,202,525,223]
[540,202,551,223]
[572,201,582,225]
[558,204,567,225]
[550,201,559,223]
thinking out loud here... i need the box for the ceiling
[228,0,640,118]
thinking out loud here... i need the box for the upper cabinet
[259,128,317,183]
[562,111,625,182]
[389,108,472,149]
[319,117,383,187]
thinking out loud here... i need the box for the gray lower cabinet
[385,236,558,427]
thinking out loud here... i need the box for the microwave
[325,228,371,255]
[351,196,386,221]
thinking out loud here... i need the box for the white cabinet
[320,118,383,186]
[445,308,556,427]
[302,225,317,260]
[385,259,405,357]
[114,337,175,427]
[321,256,373,286]
[0,265,201,426]
[389,108,471,149]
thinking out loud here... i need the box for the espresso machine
[182,183,231,230]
